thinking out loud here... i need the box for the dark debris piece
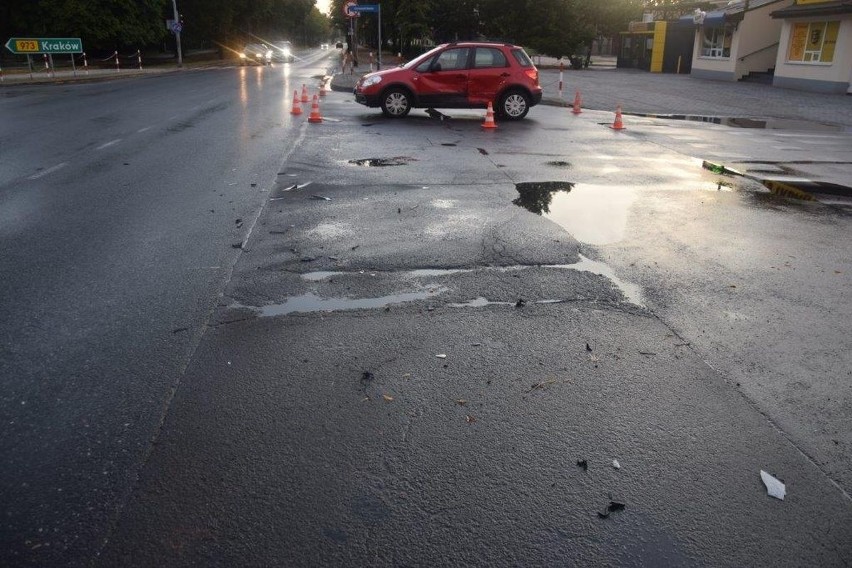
[361,371,375,383]
[515,299,527,308]
[598,501,626,519]
[232,242,244,249]
[577,459,588,471]
[585,343,593,352]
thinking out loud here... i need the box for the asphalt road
[2,53,851,566]
[0,50,334,566]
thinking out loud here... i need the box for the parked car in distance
[272,41,295,62]
[241,43,273,65]
[354,41,542,120]
[320,43,329,50]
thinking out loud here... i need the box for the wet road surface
[2,59,852,566]
[0,51,333,566]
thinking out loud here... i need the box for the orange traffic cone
[300,84,309,103]
[290,90,302,115]
[308,94,323,123]
[571,90,582,115]
[611,105,626,130]
[482,102,497,129]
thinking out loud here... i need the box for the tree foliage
[0,0,331,53]
[2,0,643,56]
[329,0,644,59]
[2,0,168,50]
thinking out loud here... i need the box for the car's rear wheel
[498,90,530,120]
[380,88,412,118]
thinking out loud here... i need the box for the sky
[317,0,331,15]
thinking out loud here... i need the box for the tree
[2,0,168,51]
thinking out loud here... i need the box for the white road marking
[137,126,152,133]
[96,139,122,150]
[28,162,69,180]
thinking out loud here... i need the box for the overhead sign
[350,4,379,12]
[4,37,83,54]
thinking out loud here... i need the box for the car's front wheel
[498,90,530,120]
[380,88,412,118]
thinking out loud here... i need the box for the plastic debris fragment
[612,459,621,469]
[760,470,786,500]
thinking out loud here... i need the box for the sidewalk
[330,62,852,128]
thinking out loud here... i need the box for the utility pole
[171,0,183,67]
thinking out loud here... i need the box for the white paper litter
[612,459,621,470]
[436,354,447,359]
[760,470,786,500]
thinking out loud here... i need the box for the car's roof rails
[446,40,513,47]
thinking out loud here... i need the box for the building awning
[680,0,788,25]
[771,1,852,19]
[677,10,743,27]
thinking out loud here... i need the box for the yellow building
[771,0,852,93]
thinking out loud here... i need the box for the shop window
[787,21,839,63]
[701,25,733,58]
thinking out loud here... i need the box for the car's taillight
[525,69,539,85]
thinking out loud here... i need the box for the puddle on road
[301,268,469,281]
[627,114,845,133]
[549,255,645,306]
[514,182,636,245]
[513,173,732,245]
[250,287,449,316]
[235,254,644,317]
[348,157,417,167]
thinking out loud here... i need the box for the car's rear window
[474,47,508,69]
[511,49,534,67]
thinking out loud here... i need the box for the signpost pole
[27,55,32,79]
[48,53,55,77]
[377,5,382,71]
[71,53,76,77]
[171,0,183,67]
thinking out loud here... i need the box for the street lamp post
[171,0,183,67]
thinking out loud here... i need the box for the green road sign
[4,38,83,54]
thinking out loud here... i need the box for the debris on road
[465,414,476,424]
[527,379,556,393]
[382,394,394,402]
[586,343,593,352]
[231,242,244,249]
[598,501,626,519]
[639,351,657,356]
[577,459,588,471]
[760,470,786,500]
[360,371,374,383]
[310,195,332,201]
[612,459,621,469]
[515,299,526,308]
[455,399,468,406]
[436,354,447,359]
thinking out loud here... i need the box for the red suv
[354,42,542,120]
